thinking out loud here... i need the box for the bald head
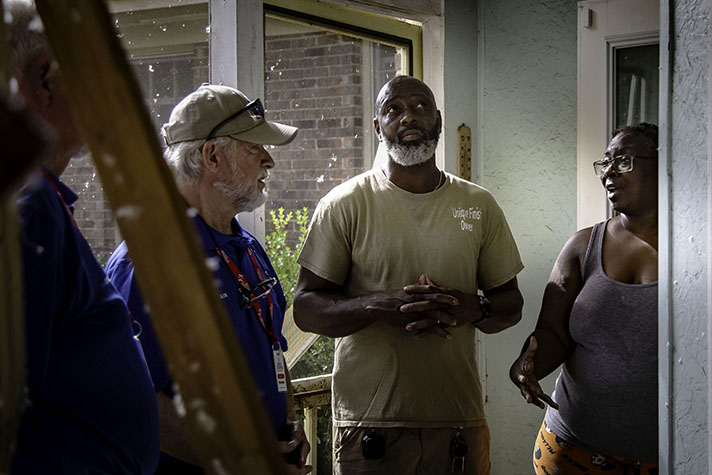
[375,76,437,115]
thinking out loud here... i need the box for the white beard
[383,136,439,167]
[213,179,267,213]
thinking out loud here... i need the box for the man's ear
[201,140,221,173]
[373,117,381,140]
[436,110,442,135]
[22,52,54,109]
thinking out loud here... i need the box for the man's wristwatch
[473,295,491,326]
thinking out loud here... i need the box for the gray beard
[383,136,439,167]
[213,181,267,213]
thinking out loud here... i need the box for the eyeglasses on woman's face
[592,154,656,177]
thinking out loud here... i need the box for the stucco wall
[478,1,578,473]
[668,0,709,472]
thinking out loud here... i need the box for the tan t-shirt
[298,169,523,428]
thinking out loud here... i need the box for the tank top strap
[580,220,608,281]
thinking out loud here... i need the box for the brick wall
[63,44,208,264]
[264,31,396,245]
[63,157,116,264]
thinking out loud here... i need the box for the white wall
[663,0,710,472]
[476,1,578,473]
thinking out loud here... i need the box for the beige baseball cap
[161,84,298,146]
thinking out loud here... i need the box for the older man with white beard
[293,76,524,475]
[106,84,311,475]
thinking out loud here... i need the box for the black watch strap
[473,295,491,325]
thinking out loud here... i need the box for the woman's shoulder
[553,226,596,274]
[565,226,595,254]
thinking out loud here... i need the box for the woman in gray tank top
[510,124,659,474]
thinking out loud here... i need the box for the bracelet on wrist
[472,295,491,325]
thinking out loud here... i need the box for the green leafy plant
[265,206,310,307]
[265,206,335,474]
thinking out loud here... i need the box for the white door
[577,0,659,228]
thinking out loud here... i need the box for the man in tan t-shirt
[293,76,524,475]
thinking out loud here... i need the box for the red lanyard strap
[215,246,278,345]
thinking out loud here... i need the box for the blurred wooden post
[304,407,318,472]
[0,3,26,472]
[34,1,285,473]
[293,374,332,473]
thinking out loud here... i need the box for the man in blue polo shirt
[7,1,159,473]
[105,84,311,474]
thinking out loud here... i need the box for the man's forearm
[293,290,377,337]
[475,288,523,334]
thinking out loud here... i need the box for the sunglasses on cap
[206,98,265,141]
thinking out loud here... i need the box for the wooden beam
[0,203,25,474]
[0,3,26,472]
[33,1,285,473]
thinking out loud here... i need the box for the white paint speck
[211,459,229,475]
[28,15,43,32]
[116,205,142,220]
[205,256,220,271]
[9,77,18,95]
[102,153,116,167]
[196,409,216,434]
[172,389,186,418]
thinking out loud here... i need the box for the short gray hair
[163,136,233,183]
[4,0,48,79]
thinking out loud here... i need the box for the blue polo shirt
[12,169,159,474]
[105,213,289,435]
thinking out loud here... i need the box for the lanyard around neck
[214,245,279,345]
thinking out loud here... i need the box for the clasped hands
[373,273,478,339]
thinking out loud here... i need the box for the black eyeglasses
[206,98,265,141]
[592,154,656,177]
[237,276,277,309]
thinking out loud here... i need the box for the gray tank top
[545,220,658,462]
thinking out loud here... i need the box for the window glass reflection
[615,44,659,128]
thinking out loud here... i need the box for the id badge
[273,344,288,393]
